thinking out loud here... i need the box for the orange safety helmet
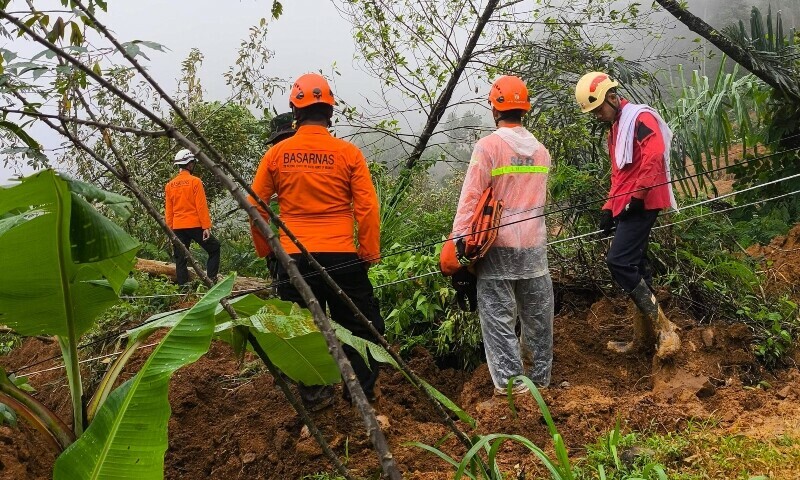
[488,75,531,112]
[289,73,335,109]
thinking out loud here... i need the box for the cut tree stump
[134,258,269,294]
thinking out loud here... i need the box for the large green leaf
[130,294,341,386]
[53,275,235,480]
[237,299,341,386]
[63,175,134,221]
[0,170,140,336]
[0,169,140,435]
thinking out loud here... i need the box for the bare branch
[0,107,167,138]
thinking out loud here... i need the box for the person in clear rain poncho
[451,75,554,396]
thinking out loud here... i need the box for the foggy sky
[1,0,797,182]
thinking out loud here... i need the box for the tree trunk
[653,0,800,102]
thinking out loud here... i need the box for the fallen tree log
[134,258,269,294]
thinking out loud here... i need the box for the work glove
[599,209,615,236]
[455,238,471,266]
[620,197,645,219]
[451,268,478,312]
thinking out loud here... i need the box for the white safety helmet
[173,149,196,166]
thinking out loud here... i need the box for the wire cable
[376,187,800,289]
[21,342,160,378]
[10,146,799,376]
[13,180,799,377]
[260,145,800,289]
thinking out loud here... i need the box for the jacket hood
[493,126,541,157]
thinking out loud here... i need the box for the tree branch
[653,0,800,102]
[61,4,402,474]
[13,84,354,480]
[404,0,501,169]
[0,107,167,138]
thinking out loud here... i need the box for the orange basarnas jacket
[249,125,380,261]
[165,170,212,230]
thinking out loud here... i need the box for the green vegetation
[0,1,800,479]
[584,420,800,480]
[0,171,140,436]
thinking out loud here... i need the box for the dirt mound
[3,295,800,479]
[748,223,800,297]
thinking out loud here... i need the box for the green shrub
[87,271,183,344]
[369,244,483,369]
[744,296,800,368]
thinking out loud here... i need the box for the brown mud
[4,284,800,479]
[748,223,800,300]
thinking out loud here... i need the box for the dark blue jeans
[606,210,659,293]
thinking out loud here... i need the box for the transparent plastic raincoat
[452,126,554,388]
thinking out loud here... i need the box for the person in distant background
[261,111,296,281]
[165,149,220,285]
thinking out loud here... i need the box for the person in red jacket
[249,73,383,411]
[575,72,680,359]
[165,149,220,285]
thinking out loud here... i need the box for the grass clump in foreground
[581,419,800,480]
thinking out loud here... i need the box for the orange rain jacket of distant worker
[165,170,212,230]
[249,124,380,261]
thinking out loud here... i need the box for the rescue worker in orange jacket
[575,71,680,359]
[452,76,554,396]
[261,111,297,281]
[165,149,220,285]
[249,73,383,411]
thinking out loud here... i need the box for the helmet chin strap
[604,95,620,115]
[493,110,520,127]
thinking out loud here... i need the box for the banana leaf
[0,169,139,434]
[0,169,139,336]
[128,294,341,386]
[53,275,235,480]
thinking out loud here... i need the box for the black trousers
[173,227,221,285]
[606,210,658,293]
[276,253,385,397]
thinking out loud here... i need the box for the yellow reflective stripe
[491,165,549,176]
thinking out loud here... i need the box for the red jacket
[603,99,673,217]
[165,170,212,230]
[249,125,380,261]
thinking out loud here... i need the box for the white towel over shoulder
[615,103,678,211]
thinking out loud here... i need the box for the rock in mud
[776,385,794,400]
[620,446,656,467]
[376,414,391,429]
[696,379,716,398]
[701,328,715,347]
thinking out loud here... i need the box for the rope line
[122,163,800,299]
[20,342,160,377]
[376,186,800,289]
[14,183,798,378]
[259,145,800,289]
[8,147,800,376]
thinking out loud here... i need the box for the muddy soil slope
[4,283,800,479]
